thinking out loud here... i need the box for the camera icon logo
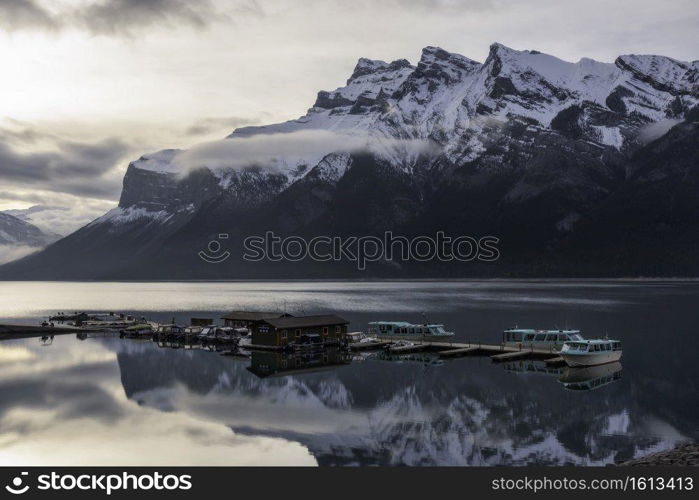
[198,234,231,264]
[5,472,29,495]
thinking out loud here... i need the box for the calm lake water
[0,281,697,466]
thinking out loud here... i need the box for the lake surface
[0,281,697,466]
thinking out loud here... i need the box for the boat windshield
[569,334,583,341]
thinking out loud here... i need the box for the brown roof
[259,314,349,329]
[221,311,289,321]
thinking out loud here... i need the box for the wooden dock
[438,346,482,358]
[490,350,533,362]
[388,343,429,354]
[374,336,563,364]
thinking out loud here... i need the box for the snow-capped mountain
[1,43,697,279]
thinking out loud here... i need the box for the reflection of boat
[503,328,583,352]
[502,359,565,377]
[558,362,623,391]
[368,321,454,341]
[560,339,622,367]
[367,351,444,367]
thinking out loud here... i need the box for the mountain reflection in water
[0,281,697,466]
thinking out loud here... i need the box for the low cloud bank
[637,118,683,144]
[173,129,437,174]
[0,244,38,265]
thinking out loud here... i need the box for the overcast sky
[0,0,696,227]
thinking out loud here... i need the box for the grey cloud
[185,116,263,136]
[0,0,234,35]
[0,0,59,32]
[77,0,222,36]
[0,129,130,199]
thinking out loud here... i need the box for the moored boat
[368,321,454,341]
[560,339,622,367]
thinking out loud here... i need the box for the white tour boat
[560,339,622,367]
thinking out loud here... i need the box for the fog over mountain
[1,43,697,279]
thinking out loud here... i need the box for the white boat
[345,331,378,344]
[503,328,583,352]
[560,339,622,367]
[368,321,454,341]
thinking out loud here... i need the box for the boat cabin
[503,328,582,350]
[562,340,622,353]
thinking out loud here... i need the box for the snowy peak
[615,54,698,95]
[347,57,413,83]
[415,46,481,83]
[314,57,415,110]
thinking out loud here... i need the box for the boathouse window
[295,329,301,338]
[323,327,328,335]
[281,330,287,339]
[335,325,341,334]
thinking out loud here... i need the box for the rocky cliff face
[1,43,697,279]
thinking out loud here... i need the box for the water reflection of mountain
[113,340,689,466]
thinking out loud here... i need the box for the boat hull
[562,351,622,367]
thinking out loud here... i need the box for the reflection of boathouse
[247,349,351,378]
[221,311,291,328]
[251,314,349,348]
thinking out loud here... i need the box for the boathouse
[220,311,291,328]
[251,314,349,348]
